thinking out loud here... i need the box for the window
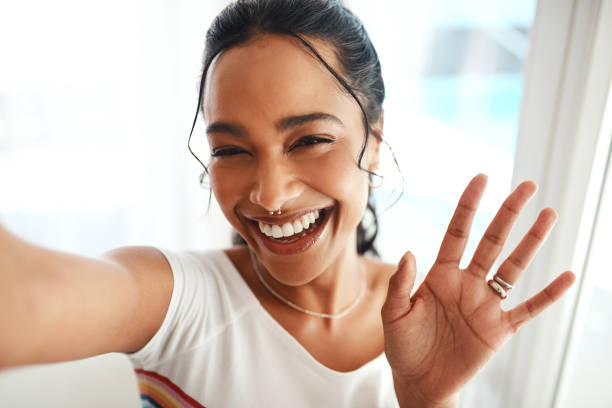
[480,1,612,406]
[558,135,612,407]
[346,0,536,284]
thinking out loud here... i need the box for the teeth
[264,224,272,236]
[257,209,324,239]
[282,223,294,237]
[301,215,310,229]
[292,220,303,234]
[271,225,283,238]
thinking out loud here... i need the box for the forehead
[203,34,352,125]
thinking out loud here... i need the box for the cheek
[209,162,248,224]
[300,144,370,217]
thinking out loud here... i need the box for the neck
[252,240,365,323]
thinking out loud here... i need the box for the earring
[369,172,383,189]
[268,209,282,215]
[199,171,211,189]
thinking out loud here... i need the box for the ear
[365,110,384,172]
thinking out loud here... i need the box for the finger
[435,174,488,266]
[507,271,575,331]
[467,181,537,278]
[494,207,558,286]
[381,251,417,325]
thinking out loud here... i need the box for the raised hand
[381,174,575,408]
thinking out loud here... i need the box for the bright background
[0,0,610,407]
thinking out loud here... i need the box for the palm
[391,266,506,398]
[381,175,575,406]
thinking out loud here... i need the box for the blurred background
[0,0,610,406]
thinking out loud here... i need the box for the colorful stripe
[135,369,206,408]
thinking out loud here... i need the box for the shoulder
[363,256,397,278]
[97,246,174,354]
[100,245,175,302]
[362,255,397,295]
[101,246,237,355]
[102,245,170,271]
[101,246,175,289]
[102,246,231,277]
[223,246,257,290]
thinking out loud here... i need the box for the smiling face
[203,34,381,284]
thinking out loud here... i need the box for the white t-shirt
[128,248,399,408]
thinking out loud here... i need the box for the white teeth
[301,215,310,229]
[264,224,272,236]
[281,223,294,237]
[257,209,324,239]
[258,222,273,236]
[271,225,283,238]
[292,219,303,234]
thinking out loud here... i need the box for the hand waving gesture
[381,174,575,408]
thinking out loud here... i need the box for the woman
[0,0,575,407]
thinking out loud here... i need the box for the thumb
[381,251,417,324]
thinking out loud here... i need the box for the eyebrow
[276,112,344,131]
[206,122,248,138]
[206,112,344,137]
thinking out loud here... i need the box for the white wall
[0,0,230,406]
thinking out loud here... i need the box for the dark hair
[189,0,386,256]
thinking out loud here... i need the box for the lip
[248,205,334,256]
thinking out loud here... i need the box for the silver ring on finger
[493,274,513,290]
[487,279,508,299]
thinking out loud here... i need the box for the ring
[488,279,508,299]
[493,274,513,290]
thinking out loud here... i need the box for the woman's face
[203,34,381,284]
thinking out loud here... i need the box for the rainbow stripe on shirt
[134,369,206,408]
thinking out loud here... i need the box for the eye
[290,136,334,151]
[210,146,247,157]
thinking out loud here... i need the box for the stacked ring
[494,275,513,290]
[487,275,513,299]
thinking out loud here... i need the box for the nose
[249,157,303,212]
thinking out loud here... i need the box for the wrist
[393,377,458,408]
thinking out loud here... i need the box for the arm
[0,223,172,368]
[392,379,458,408]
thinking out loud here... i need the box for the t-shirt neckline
[216,248,387,379]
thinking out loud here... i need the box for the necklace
[248,251,366,319]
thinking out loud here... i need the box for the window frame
[480,0,612,406]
